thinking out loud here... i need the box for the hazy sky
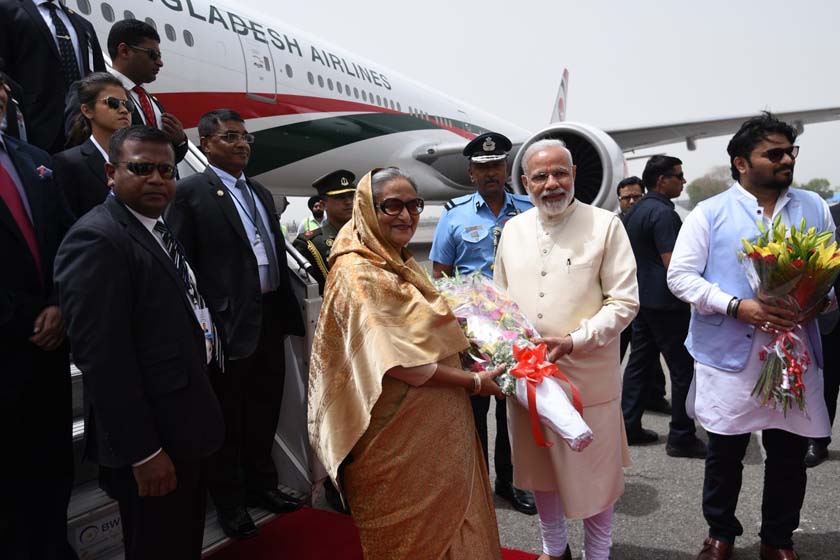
[260,0,840,223]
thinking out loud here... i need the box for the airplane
[67,0,840,210]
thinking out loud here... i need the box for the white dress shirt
[110,68,162,128]
[667,184,831,437]
[35,0,84,78]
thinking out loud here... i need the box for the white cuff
[132,448,162,467]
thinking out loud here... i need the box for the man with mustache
[165,109,304,540]
[494,139,638,559]
[430,131,535,515]
[621,155,706,458]
[668,113,832,560]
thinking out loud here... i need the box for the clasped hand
[533,335,574,362]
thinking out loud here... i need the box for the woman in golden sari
[308,168,504,559]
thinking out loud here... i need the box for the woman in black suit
[54,73,132,218]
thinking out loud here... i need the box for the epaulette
[444,194,472,211]
[303,228,322,239]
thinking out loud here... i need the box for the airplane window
[390,100,396,110]
[327,78,334,91]
[263,57,270,71]
[354,87,359,99]
[144,18,156,30]
[361,90,367,102]
[397,102,402,112]
[101,2,114,21]
[317,75,324,88]
[75,0,91,15]
[375,95,381,106]
[183,30,194,47]
[124,10,135,20]
[285,64,293,78]
[165,24,176,42]
[307,72,314,85]
[336,82,342,94]
[346,85,352,98]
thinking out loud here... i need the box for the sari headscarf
[307,169,469,481]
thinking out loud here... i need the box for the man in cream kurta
[495,140,638,560]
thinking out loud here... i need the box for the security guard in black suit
[293,169,356,293]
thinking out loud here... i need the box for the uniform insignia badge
[216,190,225,197]
[340,177,349,186]
[326,238,333,247]
[483,137,495,152]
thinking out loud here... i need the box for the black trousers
[207,303,286,507]
[817,328,840,445]
[621,307,696,445]
[471,395,513,485]
[0,348,76,560]
[620,321,667,404]
[703,429,808,548]
[100,458,208,560]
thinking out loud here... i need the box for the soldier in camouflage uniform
[293,169,356,293]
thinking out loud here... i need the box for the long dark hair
[66,72,128,149]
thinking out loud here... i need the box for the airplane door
[458,109,471,133]
[239,35,277,103]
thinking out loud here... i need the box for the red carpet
[209,506,535,559]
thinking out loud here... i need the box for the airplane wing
[607,107,840,152]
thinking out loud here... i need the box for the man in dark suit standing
[55,126,225,559]
[807,202,840,467]
[0,72,77,559]
[0,0,105,153]
[64,19,188,162]
[166,109,304,539]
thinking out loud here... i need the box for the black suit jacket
[0,134,74,405]
[166,167,304,359]
[0,0,105,153]
[53,137,108,218]
[63,79,189,162]
[55,196,225,467]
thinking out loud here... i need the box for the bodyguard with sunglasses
[64,19,189,163]
[621,155,706,457]
[166,109,304,540]
[55,126,225,559]
[667,113,833,560]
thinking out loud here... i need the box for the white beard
[531,185,575,217]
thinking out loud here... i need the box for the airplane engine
[510,122,625,210]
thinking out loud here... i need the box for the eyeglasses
[376,197,425,216]
[662,172,685,180]
[761,145,799,163]
[114,161,176,180]
[100,96,135,112]
[618,194,643,202]
[528,168,572,187]
[204,132,256,144]
[127,44,162,62]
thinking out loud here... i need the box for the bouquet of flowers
[435,272,593,451]
[740,216,840,414]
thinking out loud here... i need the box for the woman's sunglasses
[376,198,425,216]
[100,96,135,113]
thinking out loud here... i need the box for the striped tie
[45,2,81,88]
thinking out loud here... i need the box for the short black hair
[726,112,797,181]
[109,125,172,163]
[197,109,245,137]
[616,176,644,197]
[307,195,322,211]
[107,19,161,59]
[642,155,683,191]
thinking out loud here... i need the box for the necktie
[234,179,280,289]
[45,2,81,88]
[0,159,43,279]
[154,221,220,364]
[132,85,158,128]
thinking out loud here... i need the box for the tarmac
[488,362,840,559]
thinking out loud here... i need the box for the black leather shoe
[246,488,303,514]
[666,437,708,459]
[645,397,672,414]
[217,505,259,540]
[626,427,659,445]
[804,439,829,468]
[495,481,537,515]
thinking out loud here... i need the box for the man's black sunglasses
[376,197,425,216]
[128,44,162,62]
[115,161,176,180]
[761,146,799,163]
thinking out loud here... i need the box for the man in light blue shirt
[430,131,535,515]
